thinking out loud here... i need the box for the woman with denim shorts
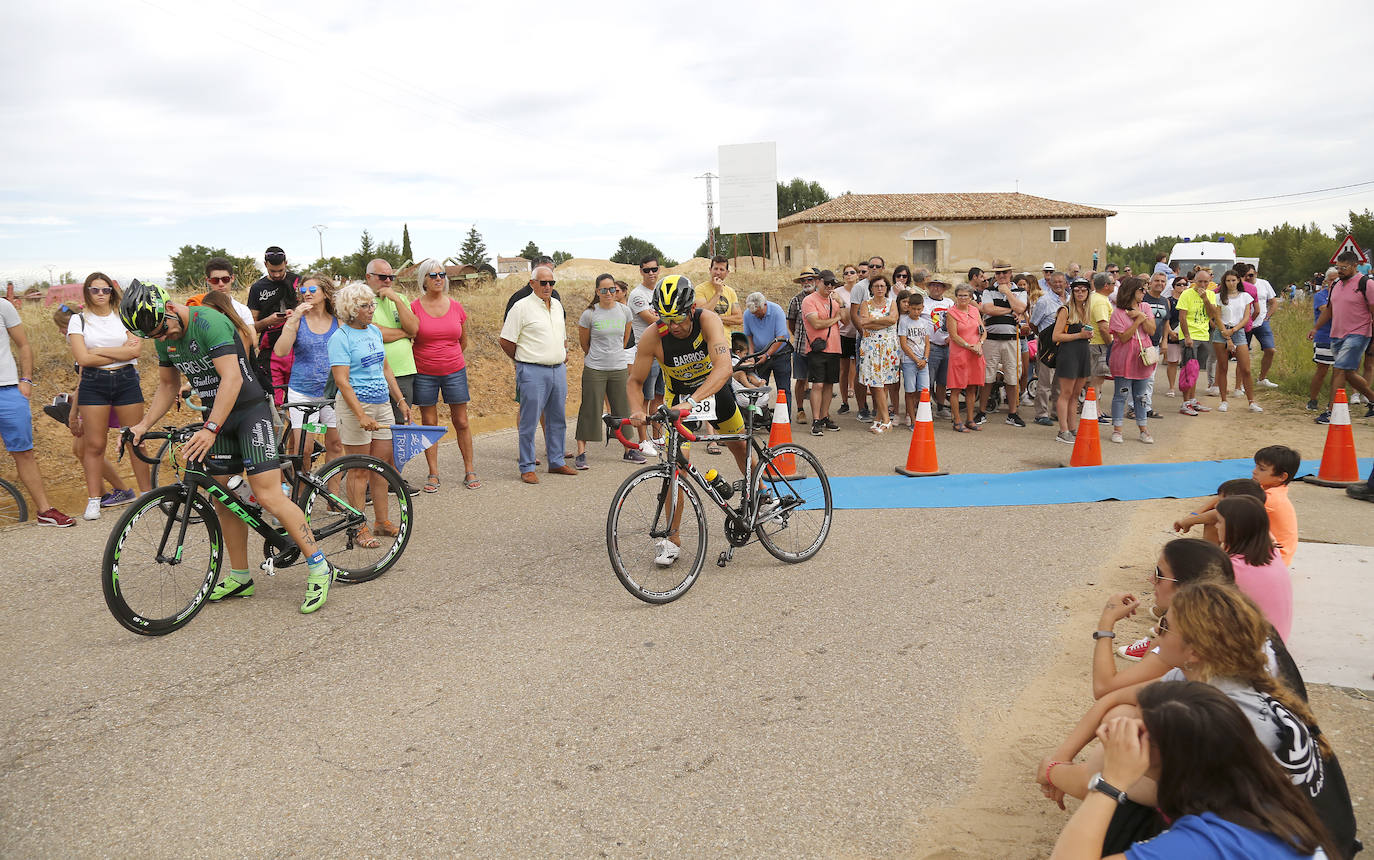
[274,273,345,468]
[410,258,478,491]
[1210,271,1260,413]
[66,272,152,520]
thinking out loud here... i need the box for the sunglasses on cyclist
[207,276,233,286]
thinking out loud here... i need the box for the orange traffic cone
[766,389,797,478]
[896,389,948,477]
[1070,386,1103,467]
[1304,388,1362,487]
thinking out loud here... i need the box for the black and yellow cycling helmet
[119,278,171,337]
[652,274,694,319]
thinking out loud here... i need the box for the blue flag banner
[391,425,448,471]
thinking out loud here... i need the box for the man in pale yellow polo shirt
[499,265,575,484]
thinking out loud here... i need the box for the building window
[784,246,792,265]
[911,239,937,269]
[1051,227,1069,243]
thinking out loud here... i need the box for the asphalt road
[0,404,1353,857]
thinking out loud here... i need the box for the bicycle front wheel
[607,465,709,604]
[752,443,833,563]
[301,455,412,584]
[0,476,27,526]
[102,486,223,636]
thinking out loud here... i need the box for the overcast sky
[2,0,1372,286]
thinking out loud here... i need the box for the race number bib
[683,396,716,421]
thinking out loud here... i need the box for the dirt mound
[552,258,639,281]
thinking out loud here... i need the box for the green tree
[457,225,491,267]
[401,223,413,263]
[518,240,542,260]
[551,250,573,266]
[375,240,404,270]
[776,177,830,218]
[306,256,351,278]
[610,236,677,268]
[167,244,261,289]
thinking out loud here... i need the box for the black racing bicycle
[603,381,833,604]
[101,399,412,635]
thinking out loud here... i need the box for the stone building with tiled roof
[776,193,1115,276]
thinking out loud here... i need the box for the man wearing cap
[246,245,299,404]
[365,258,420,424]
[802,270,846,436]
[786,268,820,423]
[976,261,1027,427]
[1038,263,1055,292]
[1030,272,1068,425]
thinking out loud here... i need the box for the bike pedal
[716,552,729,568]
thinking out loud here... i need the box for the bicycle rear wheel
[752,443,833,563]
[300,455,412,584]
[607,465,708,604]
[102,486,223,636]
[0,476,27,525]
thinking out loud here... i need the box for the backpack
[1036,309,1062,368]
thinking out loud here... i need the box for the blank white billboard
[718,142,778,234]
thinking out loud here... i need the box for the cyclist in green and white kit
[120,280,335,613]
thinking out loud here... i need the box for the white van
[1168,241,1237,277]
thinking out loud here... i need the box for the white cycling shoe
[654,539,681,566]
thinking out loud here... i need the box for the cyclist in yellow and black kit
[628,274,749,478]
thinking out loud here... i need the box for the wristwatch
[1087,772,1128,804]
[203,420,222,435]
[684,396,698,409]
[1092,630,1116,640]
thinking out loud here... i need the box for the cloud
[2,0,1372,277]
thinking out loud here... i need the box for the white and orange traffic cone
[766,389,797,478]
[896,389,948,477]
[1070,386,1103,467]
[1304,388,1362,487]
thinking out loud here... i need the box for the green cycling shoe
[209,577,254,601]
[300,566,334,614]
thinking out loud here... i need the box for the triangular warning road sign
[1330,234,1369,265]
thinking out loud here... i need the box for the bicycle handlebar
[119,426,194,465]
[602,405,696,451]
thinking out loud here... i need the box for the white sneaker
[1206,386,1220,397]
[1218,401,1228,412]
[1231,388,1245,399]
[83,498,101,521]
[1165,389,1178,397]
[1020,392,1034,406]
[1249,402,1264,413]
[1258,378,1279,389]
[654,539,680,566]
[1110,430,1124,443]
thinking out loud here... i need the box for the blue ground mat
[820,458,1373,510]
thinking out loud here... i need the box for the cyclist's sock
[306,551,329,577]
[228,568,251,584]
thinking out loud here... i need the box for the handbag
[1137,327,1159,367]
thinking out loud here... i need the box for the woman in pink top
[1107,277,1157,444]
[1216,495,1292,640]
[943,284,986,432]
[410,258,479,491]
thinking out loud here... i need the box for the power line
[1100,187,1374,217]
[1090,180,1374,209]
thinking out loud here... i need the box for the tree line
[1106,209,1373,287]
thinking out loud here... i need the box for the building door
[911,239,936,269]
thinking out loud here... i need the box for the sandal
[423,474,440,494]
[953,423,968,432]
[374,519,399,537]
[353,524,381,549]
[967,422,982,431]
[706,441,722,455]
[463,471,482,489]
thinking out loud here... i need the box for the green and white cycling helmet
[119,278,171,337]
